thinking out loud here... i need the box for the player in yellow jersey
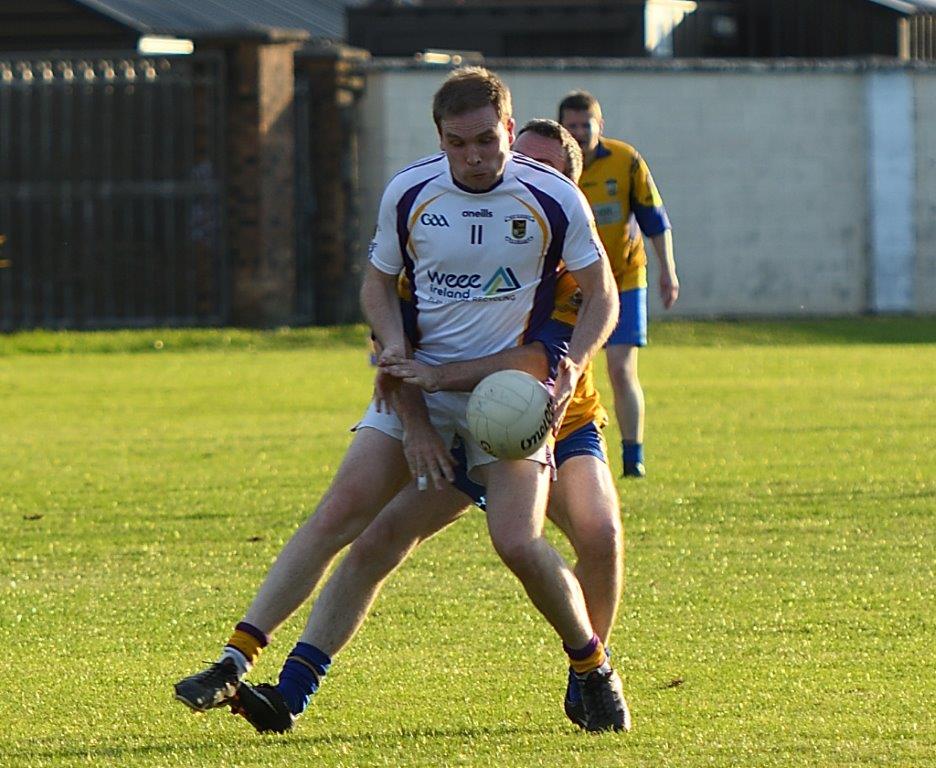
[559,91,680,477]
[216,120,628,732]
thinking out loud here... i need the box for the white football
[467,370,554,459]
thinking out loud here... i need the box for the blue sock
[276,642,331,716]
[623,442,643,467]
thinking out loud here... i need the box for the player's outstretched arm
[380,343,549,393]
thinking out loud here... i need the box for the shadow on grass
[2,722,560,762]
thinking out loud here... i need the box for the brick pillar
[206,30,308,326]
[297,42,369,325]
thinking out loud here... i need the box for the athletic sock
[564,634,608,675]
[622,441,644,467]
[566,643,611,704]
[276,642,332,716]
[221,621,269,677]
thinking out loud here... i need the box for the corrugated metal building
[347,0,936,61]
[0,0,366,51]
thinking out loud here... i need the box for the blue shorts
[607,287,647,347]
[451,423,607,510]
[554,422,608,468]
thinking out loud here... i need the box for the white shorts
[354,390,552,480]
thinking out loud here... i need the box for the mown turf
[1,320,933,767]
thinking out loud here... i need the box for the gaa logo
[420,213,450,227]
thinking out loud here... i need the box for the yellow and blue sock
[566,645,611,704]
[276,642,331,716]
[564,634,607,676]
[222,621,269,676]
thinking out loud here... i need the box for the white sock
[219,647,250,678]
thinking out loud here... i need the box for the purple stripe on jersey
[400,297,419,348]
[519,179,568,345]
[389,153,445,182]
[513,155,578,191]
[633,202,671,237]
[395,176,437,348]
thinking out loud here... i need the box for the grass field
[1,319,934,767]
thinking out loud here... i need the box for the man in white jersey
[174,68,626,733]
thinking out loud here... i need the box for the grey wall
[917,72,936,313]
[359,60,936,317]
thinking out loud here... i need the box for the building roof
[74,0,369,40]
[870,0,936,13]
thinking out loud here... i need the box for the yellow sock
[227,625,269,666]
[568,638,608,675]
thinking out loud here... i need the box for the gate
[0,52,226,330]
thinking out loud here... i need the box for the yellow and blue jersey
[578,138,670,292]
[544,268,607,442]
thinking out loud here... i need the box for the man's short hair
[432,67,513,131]
[557,90,602,121]
[517,118,583,183]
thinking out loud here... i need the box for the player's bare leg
[174,427,410,712]
[480,459,594,646]
[481,458,629,731]
[546,455,622,643]
[546,453,625,729]
[302,482,470,655]
[242,428,411,633]
[606,344,645,476]
[229,482,470,733]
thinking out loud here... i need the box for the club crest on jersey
[504,214,534,244]
[605,178,618,196]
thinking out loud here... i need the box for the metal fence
[0,52,227,330]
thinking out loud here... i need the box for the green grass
[1,319,933,767]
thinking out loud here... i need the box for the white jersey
[369,152,606,366]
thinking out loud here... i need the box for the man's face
[439,105,515,191]
[559,108,602,156]
[512,131,570,179]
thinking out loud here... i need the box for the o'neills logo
[520,398,554,451]
[462,209,493,218]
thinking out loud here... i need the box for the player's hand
[551,357,582,435]
[402,421,456,490]
[373,343,408,411]
[379,358,442,392]
[372,368,399,413]
[660,269,680,309]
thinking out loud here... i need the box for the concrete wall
[358,60,936,317]
[917,72,936,313]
